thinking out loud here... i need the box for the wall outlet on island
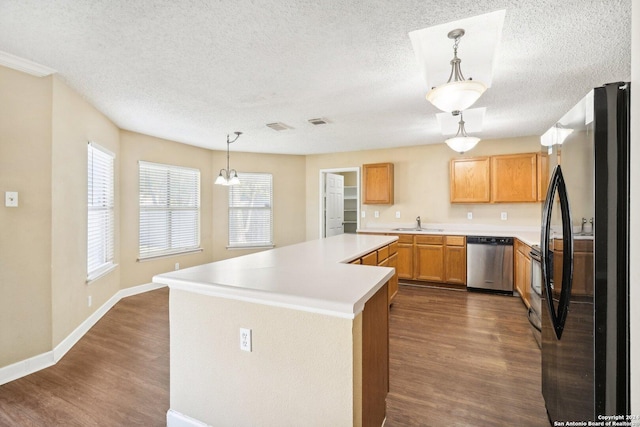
[240,328,252,352]
[501,212,508,221]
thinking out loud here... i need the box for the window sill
[226,245,275,251]
[137,248,204,262]
[87,263,118,284]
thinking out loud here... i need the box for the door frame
[319,167,360,238]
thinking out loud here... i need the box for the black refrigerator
[540,82,630,422]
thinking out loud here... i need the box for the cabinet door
[415,244,444,282]
[396,244,414,280]
[387,253,399,304]
[450,157,491,203]
[537,153,549,201]
[363,163,394,204]
[444,245,466,285]
[514,241,532,307]
[491,153,538,202]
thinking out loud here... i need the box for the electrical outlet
[361,211,366,218]
[175,262,180,270]
[374,211,379,218]
[467,212,473,220]
[501,212,508,221]
[5,191,18,207]
[395,211,401,219]
[88,296,92,307]
[240,328,252,352]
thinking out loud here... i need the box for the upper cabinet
[450,157,491,203]
[363,163,394,204]
[451,152,548,204]
[491,153,538,202]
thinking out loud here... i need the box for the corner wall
[0,66,53,367]
[305,136,543,240]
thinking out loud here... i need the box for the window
[87,142,115,281]
[228,173,273,248]
[139,161,201,259]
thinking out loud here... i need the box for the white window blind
[87,142,115,281]
[228,173,273,248]
[139,161,201,259]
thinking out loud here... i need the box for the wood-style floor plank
[385,284,549,426]
[0,287,169,427]
[0,285,548,426]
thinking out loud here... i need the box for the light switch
[5,191,18,207]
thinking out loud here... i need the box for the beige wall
[0,66,53,367]
[170,289,356,426]
[211,150,307,261]
[50,77,121,346]
[630,0,639,414]
[305,136,544,240]
[119,131,214,289]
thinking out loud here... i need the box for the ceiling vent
[308,117,329,126]
[266,122,292,131]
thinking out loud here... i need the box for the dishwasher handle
[467,236,514,245]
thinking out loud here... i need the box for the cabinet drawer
[350,258,362,265]
[362,251,378,266]
[377,245,389,262]
[415,235,444,245]
[445,236,465,246]
[395,234,414,244]
[388,241,398,256]
[515,239,531,256]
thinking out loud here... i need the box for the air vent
[308,117,329,126]
[266,122,291,131]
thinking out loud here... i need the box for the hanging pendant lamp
[445,111,480,154]
[215,132,242,186]
[426,29,487,112]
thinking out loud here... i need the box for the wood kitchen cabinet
[553,238,593,297]
[450,157,491,203]
[491,153,539,203]
[444,236,466,285]
[395,234,414,280]
[363,163,394,204]
[537,153,549,201]
[414,235,445,282]
[351,241,399,305]
[514,239,532,308]
[386,253,399,303]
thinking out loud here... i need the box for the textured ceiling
[0,0,631,155]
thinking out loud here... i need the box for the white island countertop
[152,234,397,319]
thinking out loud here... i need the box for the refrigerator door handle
[541,165,574,340]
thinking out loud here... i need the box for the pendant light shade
[426,28,486,112]
[215,132,242,186]
[445,111,480,154]
[427,80,487,113]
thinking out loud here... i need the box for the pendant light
[445,111,480,154]
[426,29,487,112]
[215,132,242,186]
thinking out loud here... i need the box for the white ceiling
[0,0,631,155]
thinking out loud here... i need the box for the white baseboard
[0,282,166,386]
[167,409,210,427]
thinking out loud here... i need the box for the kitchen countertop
[358,223,541,247]
[152,233,397,319]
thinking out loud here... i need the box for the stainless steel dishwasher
[466,236,514,293]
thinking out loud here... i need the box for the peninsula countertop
[152,233,397,319]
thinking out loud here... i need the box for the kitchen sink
[392,227,444,232]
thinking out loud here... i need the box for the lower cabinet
[514,239,531,307]
[351,242,399,306]
[387,252,399,302]
[444,236,466,285]
[415,235,445,281]
[395,235,414,280]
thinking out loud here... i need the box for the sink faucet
[416,216,421,230]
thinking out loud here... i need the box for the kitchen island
[153,233,397,427]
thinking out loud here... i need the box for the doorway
[319,167,360,238]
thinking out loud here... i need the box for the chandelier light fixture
[426,28,487,112]
[445,111,480,154]
[215,131,242,186]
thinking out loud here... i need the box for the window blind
[139,161,200,259]
[87,142,115,281]
[228,173,273,248]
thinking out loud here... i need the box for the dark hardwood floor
[386,284,549,426]
[0,288,169,427]
[0,285,548,426]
